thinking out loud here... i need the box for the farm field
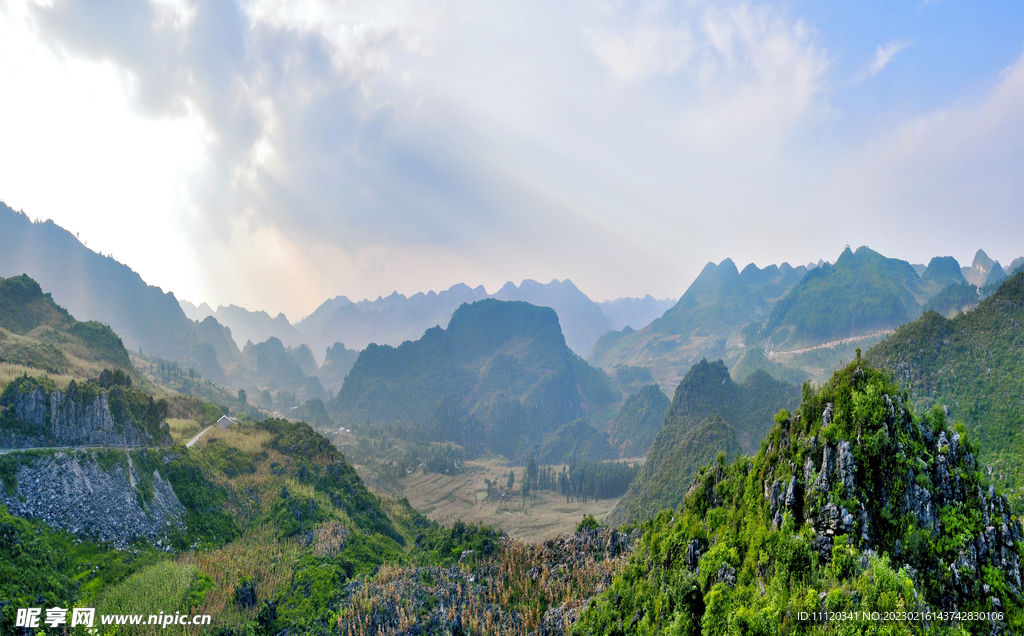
[398,456,623,542]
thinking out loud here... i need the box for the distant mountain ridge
[597,295,676,332]
[757,246,935,350]
[189,281,673,364]
[590,258,809,389]
[962,248,1008,287]
[181,301,303,350]
[0,203,197,363]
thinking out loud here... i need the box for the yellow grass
[0,362,80,391]
[168,418,202,444]
[195,426,274,456]
[400,456,621,542]
[179,525,302,631]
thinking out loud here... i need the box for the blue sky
[0,0,1020,318]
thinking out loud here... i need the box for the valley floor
[372,456,623,543]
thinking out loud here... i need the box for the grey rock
[0,451,184,549]
[684,538,706,571]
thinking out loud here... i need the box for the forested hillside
[591,259,808,389]
[575,359,1023,635]
[756,246,939,349]
[608,360,798,525]
[0,204,198,363]
[610,384,671,458]
[332,299,620,462]
[0,274,135,378]
[866,271,1024,510]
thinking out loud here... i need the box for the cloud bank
[0,0,1019,316]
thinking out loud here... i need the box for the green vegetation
[758,247,929,348]
[866,271,1024,510]
[0,274,135,377]
[0,372,171,446]
[591,259,807,390]
[97,561,213,635]
[608,359,799,525]
[574,358,1023,635]
[0,504,167,634]
[536,418,617,465]
[610,384,670,458]
[332,299,620,461]
[921,281,980,317]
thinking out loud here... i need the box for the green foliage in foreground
[574,359,1023,635]
[98,561,213,634]
[257,516,501,635]
[0,504,167,634]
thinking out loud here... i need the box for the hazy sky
[0,0,1021,319]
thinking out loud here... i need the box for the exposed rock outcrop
[761,385,1023,617]
[0,450,184,549]
[334,528,639,636]
[1,379,170,449]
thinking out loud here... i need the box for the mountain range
[590,258,810,389]
[592,247,1022,392]
[187,279,671,364]
[0,203,201,366]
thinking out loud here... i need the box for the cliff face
[0,450,184,549]
[573,360,1023,635]
[0,377,170,449]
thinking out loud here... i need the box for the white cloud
[869,39,911,76]
[0,0,1018,315]
[821,52,1024,266]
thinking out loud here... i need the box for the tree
[238,389,247,403]
[507,470,515,490]
[526,457,538,489]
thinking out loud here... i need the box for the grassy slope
[0,274,137,380]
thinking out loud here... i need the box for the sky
[0,0,1021,320]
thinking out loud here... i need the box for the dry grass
[401,457,621,543]
[339,528,634,635]
[179,525,302,630]
[168,418,202,444]
[0,362,80,391]
[194,426,274,456]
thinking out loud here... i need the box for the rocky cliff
[573,358,1023,635]
[0,450,184,549]
[0,375,170,449]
